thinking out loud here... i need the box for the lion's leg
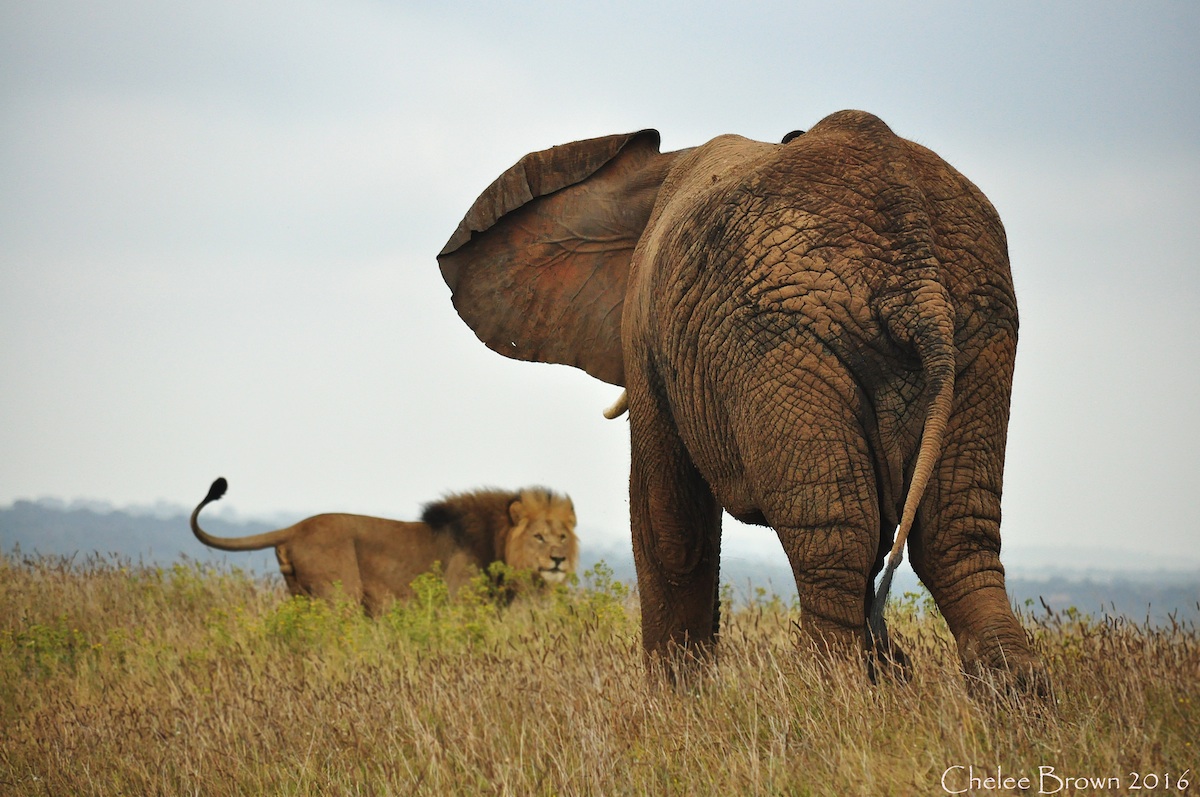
[284,539,363,609]
[361,589,390,618]
[318,559,363,609]
[443,551,479,596]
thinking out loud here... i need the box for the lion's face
[505,491,579,584]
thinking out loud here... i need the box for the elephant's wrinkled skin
[438,110,1045,691]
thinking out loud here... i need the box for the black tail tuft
[205,477,228,504]
[868,558,899,648]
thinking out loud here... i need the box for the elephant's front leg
[628,381,723,678]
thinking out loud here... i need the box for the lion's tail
[189,477,295,552]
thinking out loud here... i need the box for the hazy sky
[2,2,1198,567]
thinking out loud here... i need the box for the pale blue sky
[2,1,1198,566]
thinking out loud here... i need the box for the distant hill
[3,499,1196,625]
[582,541,1200,625]
[0,498,282,574]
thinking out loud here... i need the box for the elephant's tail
[864,130,962,643]
[869,276,958,644]
[190,478,295,552]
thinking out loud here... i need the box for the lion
[189,477,579,615]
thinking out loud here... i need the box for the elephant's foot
[923,583,1054,700]
[793,612,908,684]
[960,640,1053,701]
[644,637,717,693]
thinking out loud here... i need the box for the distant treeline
[2,499,1196,625]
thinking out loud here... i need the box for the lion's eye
[535,534,545,543]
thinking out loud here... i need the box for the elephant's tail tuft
[869,560,900,648]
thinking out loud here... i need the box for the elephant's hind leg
[741,438,882,664]
[734,362,882,666]
[908,334,1048,696]
[773,500,878,663]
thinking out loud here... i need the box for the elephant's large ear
[438,130,677,386]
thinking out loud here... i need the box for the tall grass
[1,552,1195,796]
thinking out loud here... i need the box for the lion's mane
[421,487,578,575]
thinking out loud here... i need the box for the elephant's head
[437,130,686,387]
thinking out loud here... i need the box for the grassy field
[1,552,1196,796]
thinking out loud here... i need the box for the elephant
[437,109,1046,691]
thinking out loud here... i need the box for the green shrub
[5,615,92,678]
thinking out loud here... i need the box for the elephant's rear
[799,113,1037,688]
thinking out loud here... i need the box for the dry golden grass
[1,552,1196,796]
